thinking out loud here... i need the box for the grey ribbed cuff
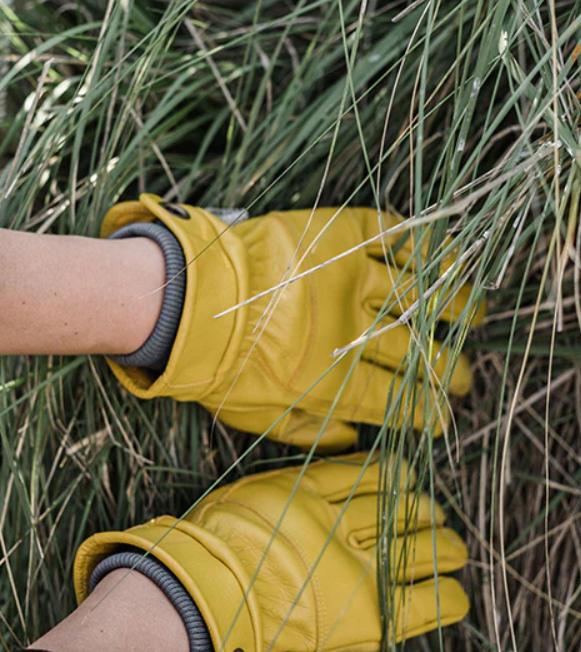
[108,222,186,372]
[90,551,213,652]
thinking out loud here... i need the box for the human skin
[29,569,189,652]
[0,228,165,356]
[0,230,180,649]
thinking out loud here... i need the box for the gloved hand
[101,195,484,451]
[74,453,470,651]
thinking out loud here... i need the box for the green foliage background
[1,0,581,650]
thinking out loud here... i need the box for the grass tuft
[1,0,581,649]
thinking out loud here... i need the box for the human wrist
[106,222,186,371]
[100,236,167,355]
[90,551,212,652]
[30,568,190,652]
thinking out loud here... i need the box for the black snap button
[159,202,189,219]
[233,649,245,652]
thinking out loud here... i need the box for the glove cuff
[74,516,261,652]
[100,194,249,402]
[107,222,186,371]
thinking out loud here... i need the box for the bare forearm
[30,569,189,652]
[0,228,165,356]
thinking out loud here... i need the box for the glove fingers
[357,206,413,268]
[364,256,417,317]
[361,207,456,276]
[346,512,467,582]
[392,526,468,581]
[270,410,358,453]
[303,453,414,502]
[360,207,483,318]
[390,577,470,643]
[359,312,472,396]
[342,491,445,543]
[308,206,432,277]
[365,257,481,325]
[336,360,450,436]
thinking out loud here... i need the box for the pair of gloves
[76,195,483,651]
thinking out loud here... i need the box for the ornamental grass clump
[1,1,581,650]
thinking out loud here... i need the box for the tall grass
[1,0,581,650]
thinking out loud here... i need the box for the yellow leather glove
[101,195,484,451]
[74,453,470,651]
